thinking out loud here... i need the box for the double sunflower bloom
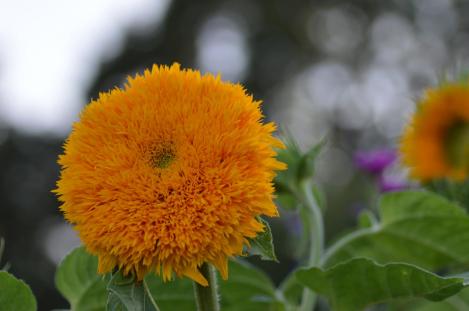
[55,64,285,285]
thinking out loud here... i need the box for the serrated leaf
[324,191,469,270]
[392,286,469,310]
[296,258,466,311]
[107,273,159,311]
[0,271,37,311]
[247,217,277,262]
[55,247,107,311]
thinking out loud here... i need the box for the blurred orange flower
[55,64,285,285]
[400,82,469,182]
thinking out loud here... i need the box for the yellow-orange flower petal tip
[55,63,285,285]
[400,82,469,182]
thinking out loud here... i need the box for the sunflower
[400,82,469,182]
[55,64,285,285]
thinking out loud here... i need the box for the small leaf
[296,258,466,311]
[247,217,277,262]
[55,246,107,311]
[357,210,376,229]
[297,139,326,182]
[0,271,37,311]
[275,135,303,192]
[107,273,159,311]
[275,135,325,193]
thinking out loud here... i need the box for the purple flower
[378,174,409,192]
[354,149,397,175]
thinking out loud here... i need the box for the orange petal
[184,267,208,286]
[212,257,229,280]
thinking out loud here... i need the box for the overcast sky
[0,0,169,136]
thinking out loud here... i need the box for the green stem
[193,263,220,311]
[320,228,373,266]
[299,180,324,311]
[143,279,161,311]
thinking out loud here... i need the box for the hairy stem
[299,180,324,311]
[193,264,220,311]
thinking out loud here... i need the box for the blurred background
[0,0,467,309]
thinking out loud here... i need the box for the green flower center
[445,121,469,170]
[151,144,175,169]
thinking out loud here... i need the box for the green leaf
[275,135,325,193]
[107,273,159,311]
[324,191,469,270]
[357,210,376,229]
[425,179,469,209]
[55,246,107,311]
[297,139,326,182]
[55,247,283,311]
[247,217,278,262]
[296,258,466,311]
[392,275,469,310]
[220,260,280,311]
[0,271,37,311]
[392,286,469,310]
[278,271,303,309]
[144,274,196,311]
[275,192,299,211]
[275,135,303,192]
[146,260,282,311]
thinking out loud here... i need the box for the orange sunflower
[400,82,469,182]
[55,63,285,285]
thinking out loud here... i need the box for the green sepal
[247,217,278,262]
[297,139,326,182]
[275,133,325,195]
[357,210,377,229]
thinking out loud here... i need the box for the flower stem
[299,180,324,311]
[143,279,161,311]
[193,263,220,311]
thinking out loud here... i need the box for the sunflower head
[55,64,285,285]
[400,82,469,182]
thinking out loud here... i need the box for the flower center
[445,121,469,170]
[150,144,175,169]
